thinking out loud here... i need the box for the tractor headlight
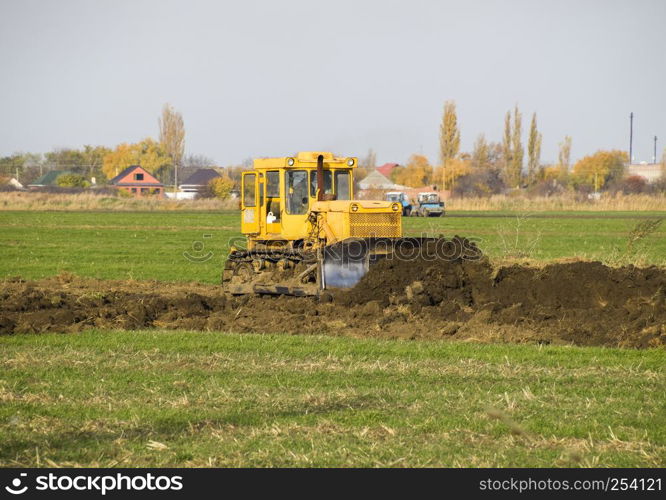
[392,203,400,212]
[287,158,295,166]
[347,158,355,166]
[350,203,359,212]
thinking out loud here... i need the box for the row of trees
[2,100,664,197]
[439,101,554,190]
[363,100,665,196]
[0,146,110,185]
[0,104,190,188]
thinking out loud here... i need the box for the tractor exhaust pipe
[316,154,324,201]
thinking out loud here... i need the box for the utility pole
[629,112,634,164]
[654,136,658,164]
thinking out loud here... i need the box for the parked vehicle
[385,191,412,216]
[414,192,444,217]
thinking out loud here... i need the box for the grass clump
[604,218,663,267]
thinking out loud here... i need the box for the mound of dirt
[1,253,664,348]
[341,256,665,348]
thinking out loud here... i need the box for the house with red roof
[109,165,164,197]
[376,162,399,178]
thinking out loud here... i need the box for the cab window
[266,171,280,197]
[310,170,333,198]
[243,173,256,207]
[286,170,308,215]
[335,171,351,200]
[266,171,281,222]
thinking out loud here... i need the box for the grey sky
[1,0,664,166]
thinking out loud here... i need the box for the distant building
[28,170,72,189]
[626,163,662,183]
[178,168,221,197]
[109,165,164,197]
[358,170,407,190]
[376,162,399,178]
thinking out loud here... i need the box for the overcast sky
[1,0,664,166]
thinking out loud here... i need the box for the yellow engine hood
[310,200,397,213]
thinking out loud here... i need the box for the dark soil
[1,257,665,348]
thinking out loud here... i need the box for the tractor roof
[253,152,357,170]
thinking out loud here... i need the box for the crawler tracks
[221,236,482,296]
[222,248,319,296]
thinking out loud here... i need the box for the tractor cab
[385,192,405,203]
[415,192,445,217]
[385,191,412,216]
[240,152,356,245]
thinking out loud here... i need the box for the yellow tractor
[223,151,476,295]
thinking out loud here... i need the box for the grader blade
[321,240,369,289]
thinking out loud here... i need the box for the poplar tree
[158,103,185,188]
[439,100,460,189]
[502,111,512,180]
[471,134,489,169]
[510,105,523,187]
[558,136,572,183]
[527,113,542,183]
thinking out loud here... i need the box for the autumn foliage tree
[434,158,470,189]
[527,113,542,183]
[511,106,524,185]
[391,154,433,187]
[558,136,572,183]
[471,134,489,169]
[539,165,562,183]
[572,150,627,191]
[102,138,171,180]
[208,176,235,199]
[502,111,512,174]
[500,105,524,187]
[159,103,185,186]
[439,100,460,189]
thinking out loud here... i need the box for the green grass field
[0,210,664,283]
[0,210,664,467]
[1,331,663,467]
